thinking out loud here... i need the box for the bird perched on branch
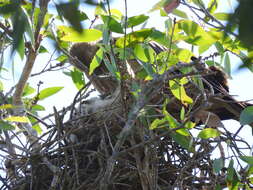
[69,40,252,127]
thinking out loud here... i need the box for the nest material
[5,55,251,189]
[15,116,219,190]
[6,84,234,190]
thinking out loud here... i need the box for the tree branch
[101,61,198,189]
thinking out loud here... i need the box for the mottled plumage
[69,40,251,125]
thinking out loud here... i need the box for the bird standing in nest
[69,41,252,128]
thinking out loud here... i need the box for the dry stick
[10,0,62,188]
[30,61,67,77]
[101,61,198,189]
[12,0,50,144]
[69,81,92,120]
[0,22,12,37]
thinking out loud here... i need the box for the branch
[13,48,37,106]
[0,22,12,37]
[12,0,50,148]
[101,61,198,189]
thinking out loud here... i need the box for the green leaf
[213,158,224,174]
[180,107,185,121]
[22,84,35,97]
[150,118,166,130]
[223,52,231,77]
[215,184,222,190]
[177,20,216,47]
[207,0,218,14]
[227,159,234,182]
[198,128,221,139]
[136,59,155,78]
[239,106,253,125]
[11,9,25,58]
[169,132,194,152]
[25,6,51,35]
[59,26,102,42]
[22,7,34,45]
[240,156,253,166]
[102,55,120,80]
[38,46,48,53]
[213,12,230,21]
[163,108,190,136]
[28,116,42,134]
[89,48,104,75]
[63,71,71,77]
[127,14,149,28]
[37,87,64,100]
[191,0,205,8]
[199,43,212,54]
[15,34,25,60]
[56,2,87,32]
[32,124,42,134]
[169,77,193,104]
[163,110,179,128]
[0,104,13,109]
[0,120,15,131]
[226,159,241,189]
[101,15,124,34]
[134,43,155,63]
[235,0,253,47]
[56,54,68,62]
[4,116,30,123]
[0,81,3,91]
[175,48,193,62]
[172,9,188,19]
[185,121,196,129]
[214,41,225,54]
[178,20,200,37]
[149,29,170,48]
[150,109,190,136]
[115,28,153,48]
[110,9,123,20]
[31,104,45,111]
[0,3,33,57]
[94,4,107,16]
[0,2,18,16]
[71,68,85,90]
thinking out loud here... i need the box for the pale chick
[79,86,121,120]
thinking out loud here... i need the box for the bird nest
[5,62,251,190]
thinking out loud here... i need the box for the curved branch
[13,48,36,105]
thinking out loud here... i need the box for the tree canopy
[0,0,253,189]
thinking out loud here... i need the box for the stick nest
[5,78,250,190]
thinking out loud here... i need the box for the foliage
[0,0,252,189]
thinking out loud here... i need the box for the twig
[101,61,199,188]
[0,22,12,37]
[69,81,92,120]
[31,62,67,77]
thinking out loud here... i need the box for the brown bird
[69,41,252,126]
[69,42,118,95]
